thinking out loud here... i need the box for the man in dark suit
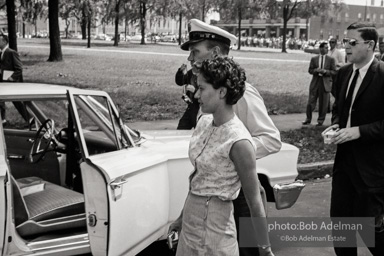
[303,42,337,126]
[0,34,24,123]
[322,22,384,256]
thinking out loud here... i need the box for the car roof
[0,83,105,98]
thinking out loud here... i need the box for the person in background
[328,38,345,70]
[175,64,200,129]
[170,18,281,256]
[303,42,337,126]
[327,38,345,113]
[172,56,274,256]
[322,22,384,256]
[0,34,23,124]
[375,37,384,61]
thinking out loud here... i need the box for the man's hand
[258,247,274,256]
[179,64,187,75]
[322,124,339,137]
[332,127,361,144]
[185,84,195,93]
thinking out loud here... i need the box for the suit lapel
[353,59,378,104]
[339,65,353,110]
[314,55,320,68]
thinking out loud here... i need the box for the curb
[297,160,334,180]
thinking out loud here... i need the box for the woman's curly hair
[199,56,246,105]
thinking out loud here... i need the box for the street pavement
[138,179,372,256]
[129,112,333,132]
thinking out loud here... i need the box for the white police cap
[181,19,237,51]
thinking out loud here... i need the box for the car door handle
[110,178,128,190]
[110,178,128,201]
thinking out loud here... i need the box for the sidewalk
[129,112,332,132]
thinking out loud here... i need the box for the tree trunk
[237,7,241,51]
[178,12,182,45]
[140,2,146,45]
[201,0,205,22]
[35,21,37,37]
[48,0,63,61]
[22,21,26,38]
[6,0,17,51]
[81,6,87,39]
[305,17,309,41]
[125,18,128,41]
[87,8,91,48]
[282,5,288,53]
[114,0,120,46]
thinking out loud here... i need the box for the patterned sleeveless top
[189,114,256,201]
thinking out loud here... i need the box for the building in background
[215,0,384,41]
[310,0,384,40]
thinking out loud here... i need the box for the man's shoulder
[310,55,318,60]
[338,63,352,72]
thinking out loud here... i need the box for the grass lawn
[281,126,336,164]
[19,38,313,122]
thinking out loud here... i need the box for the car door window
[74,95,120,156]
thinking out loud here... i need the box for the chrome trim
[27,234,89,252]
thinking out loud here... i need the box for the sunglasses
[329,41,336,44]
[343,38,371,46]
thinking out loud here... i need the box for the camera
[182,93,193,104]
[167,230,179,250]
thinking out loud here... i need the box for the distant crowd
[238,36,347,51]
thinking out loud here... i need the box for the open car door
[67,90,172,256]
[0,120,7,255]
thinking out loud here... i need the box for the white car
[0,83,301,255]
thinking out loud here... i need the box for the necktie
[320,56,323,69]
[340,69,359,128]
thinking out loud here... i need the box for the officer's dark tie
[340,69,359,128]
[320,56,323,69]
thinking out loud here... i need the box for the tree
[217,0,264,50]
[297,0,347,41]
[113,0,123,46]
[20,0,48,38]
[6,0,17,51]
[264,0,346,53]
[59,0,76,38]
[48,0,63,61]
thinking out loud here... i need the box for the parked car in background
[94,33,112,41]
[0,83,302,255]
[160,34,176,43]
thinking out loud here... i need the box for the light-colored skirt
[176,193,239,256]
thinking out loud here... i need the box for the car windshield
[3,95,142,155]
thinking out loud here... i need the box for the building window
[381,14,384,24]
[345,13,349,22]
[367,13,371,21]
[382,0,384,6]
[358,13,362,21]
[320,29,324,39]
[371,0,375,5]
[373,13,377,22]
[336,29,340,40]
